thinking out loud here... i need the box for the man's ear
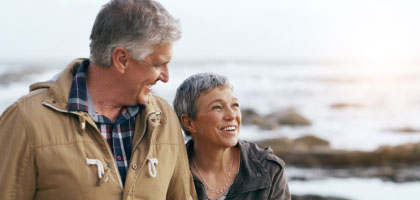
[181,114,197,134]
[112,47,130,74]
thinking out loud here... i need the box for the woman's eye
[212,105,222,110]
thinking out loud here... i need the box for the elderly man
[0,0,196,199]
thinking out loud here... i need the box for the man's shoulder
[0,88,50,141]
[0,87,52,125]
[149,94,175,115]
[150,94,170,107]
[147,94,181,130]
[11,87,49,113]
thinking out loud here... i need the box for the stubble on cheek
[136,90,150,105]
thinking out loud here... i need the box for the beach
[1,60,420,199]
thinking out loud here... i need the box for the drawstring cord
[147,158,158,178]
[86,158,109,185]
[78,115,86,135]
[86,158,104,178]
[97,169,110,186]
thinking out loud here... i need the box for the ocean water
[290,177,420,200]
[1,61,420,151]
[155,61,420,151]
[1,61,420,199]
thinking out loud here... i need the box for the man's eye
[155,63,168,68]
[212,105,222,110]
[233,103,240,107]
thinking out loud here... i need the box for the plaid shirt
[68,60,141,185]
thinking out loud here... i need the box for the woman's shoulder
[239,140,286,169]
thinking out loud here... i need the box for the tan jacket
[0,59,197,200]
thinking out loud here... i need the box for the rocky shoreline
[255,136,420,183]
[243,108,420,178]
[291,194,350,200]
[243,107,420,199]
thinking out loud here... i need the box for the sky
[0,0,419,64]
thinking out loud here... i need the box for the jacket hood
[29,58,85,111]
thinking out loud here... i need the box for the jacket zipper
[42,102,124,189]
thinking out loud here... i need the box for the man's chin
[136,94,149,105]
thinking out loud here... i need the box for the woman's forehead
[198,87,237,103]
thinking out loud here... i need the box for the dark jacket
[186,140,291,200]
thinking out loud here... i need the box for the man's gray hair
[89,0,181,68]
[173,73,233,136]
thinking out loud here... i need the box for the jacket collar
[228,140,271,197]
[29,58,155,115]
[30,58,85,112]
[186,140,271,198]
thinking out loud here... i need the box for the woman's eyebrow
[206,99,223,107]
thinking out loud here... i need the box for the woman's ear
[112,47,130,74]
[181,114,197,134]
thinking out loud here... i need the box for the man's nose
[159,65,169,83]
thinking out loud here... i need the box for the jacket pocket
[130,143,178,199]
[35,143,93,200]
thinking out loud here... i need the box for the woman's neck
[191,140,240,199]
[192,141,233,173]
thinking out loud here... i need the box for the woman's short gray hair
[89,0,181,68]
[173,73,233,136]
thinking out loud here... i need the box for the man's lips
[144,83,155,92]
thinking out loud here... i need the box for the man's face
[125,43,173,105]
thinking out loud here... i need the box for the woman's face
[191,87,241,148]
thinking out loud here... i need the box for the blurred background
[1,0,420,199]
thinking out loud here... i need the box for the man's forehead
[152,44,172,58]
[143,43,172,63]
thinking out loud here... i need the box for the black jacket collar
[186,140,271,199]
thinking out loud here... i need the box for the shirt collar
[67,59,140,121]
[67,59,90,112]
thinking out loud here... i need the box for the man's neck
[86,63,125,122]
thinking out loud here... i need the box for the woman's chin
[222,136,239,147]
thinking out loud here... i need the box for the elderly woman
[173,73,290,200]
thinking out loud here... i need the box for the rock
[266,108,312,126]
[241,108,260,125]
[374,143,420,165]
[330,103,361,109]
[255,137,420,169]
[241,108,279,130]
[259,121,280,130]
[255,137,295,153]
[256,135,330,154]
[388,127,420,133]
[292,194,351,200]
[287,165,420,183]
[255,136,420,182]
[294,135,331,153]
[294,135,330,147]
[241,108,312,130]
